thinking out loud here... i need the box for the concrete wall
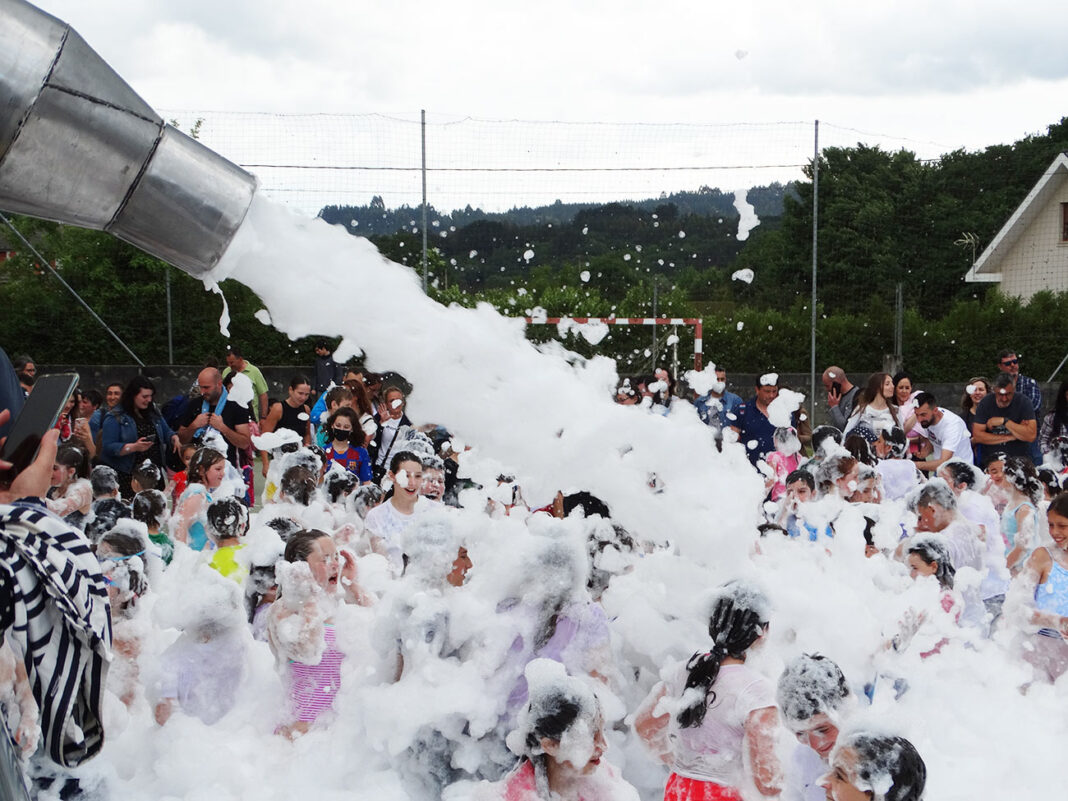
[45,365,317,404]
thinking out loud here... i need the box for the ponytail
[677,649,726,728]
[677,586,768,729]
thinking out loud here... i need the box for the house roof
[965,151,1068,283]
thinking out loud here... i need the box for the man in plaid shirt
[997,349,1042,462]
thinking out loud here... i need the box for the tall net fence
[162,112,949,216]
[156,111,986,383]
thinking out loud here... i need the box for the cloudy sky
[31,0,1068,212]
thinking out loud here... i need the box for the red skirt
[664,772,742,801]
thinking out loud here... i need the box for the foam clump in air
[252,428,302,452]
[153,561,245,637]
[685,363,724,396]
[733,188,761,241]
[767,387,804,428]
[401,513,459,584]
[227,372,255,409]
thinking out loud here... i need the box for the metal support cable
[0,212,146,367]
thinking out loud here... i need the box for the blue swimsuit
[1035,558,1068,639]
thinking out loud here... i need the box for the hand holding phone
[0,373,79,489]
[0,423,59,502]
[826,383,842,407]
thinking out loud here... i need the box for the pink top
[766,452,800,501]
[288,623,343,723]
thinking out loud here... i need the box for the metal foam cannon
[0,0,256,276]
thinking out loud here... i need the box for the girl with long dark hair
[844,373,898,440]
[100,375,180,497]
[636,582,780,800]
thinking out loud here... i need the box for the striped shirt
[0,501,111,766]
[288,623,343,723]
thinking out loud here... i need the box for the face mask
[332,428,352,442]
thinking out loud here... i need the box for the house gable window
[1062,202,1068,242]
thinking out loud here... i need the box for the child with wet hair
[444,659,637,801]
[84,496,132,544]
[907,536,956,591]
[421,453,447,503]
[262,514,301,544]
[132,489,173,565]
[350,483,385,519]
[130,459,163,494]
[998,456,1043,574]
[873,426,922,502]
[849,463,881,504]
[267,529,371,737]
[97,530,150,708]
[205,495,250,581]
[1010,493,1068,683]
[821,731,925,801]
[809,425,843,463]
[168,442,198,505]
[322,463,359,505]
[906,480,987,631]
[937,458,1010,612]
[90,464,121,501]
[777,653,856,801]
[1036,466,1061,501]
[154,573,249,726]
[885,535,961,660]
[46,443,93,527]
[765,426,803,501]
[814,454,859,500]
[279,464,318,507]
[636,580,781,799]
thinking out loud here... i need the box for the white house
[965,152,1068,300]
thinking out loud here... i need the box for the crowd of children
[5,356,1068,801]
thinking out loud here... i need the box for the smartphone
[0,372,79,488]
[831,381,843,396]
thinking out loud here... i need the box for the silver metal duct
[0,0,256,276]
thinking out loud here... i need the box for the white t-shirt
[666,662,777,786]
[923,409,974,465]
[363,498,427,567]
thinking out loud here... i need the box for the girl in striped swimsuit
[267,529,371,737]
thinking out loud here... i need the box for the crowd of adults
[2,340,1068,801]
